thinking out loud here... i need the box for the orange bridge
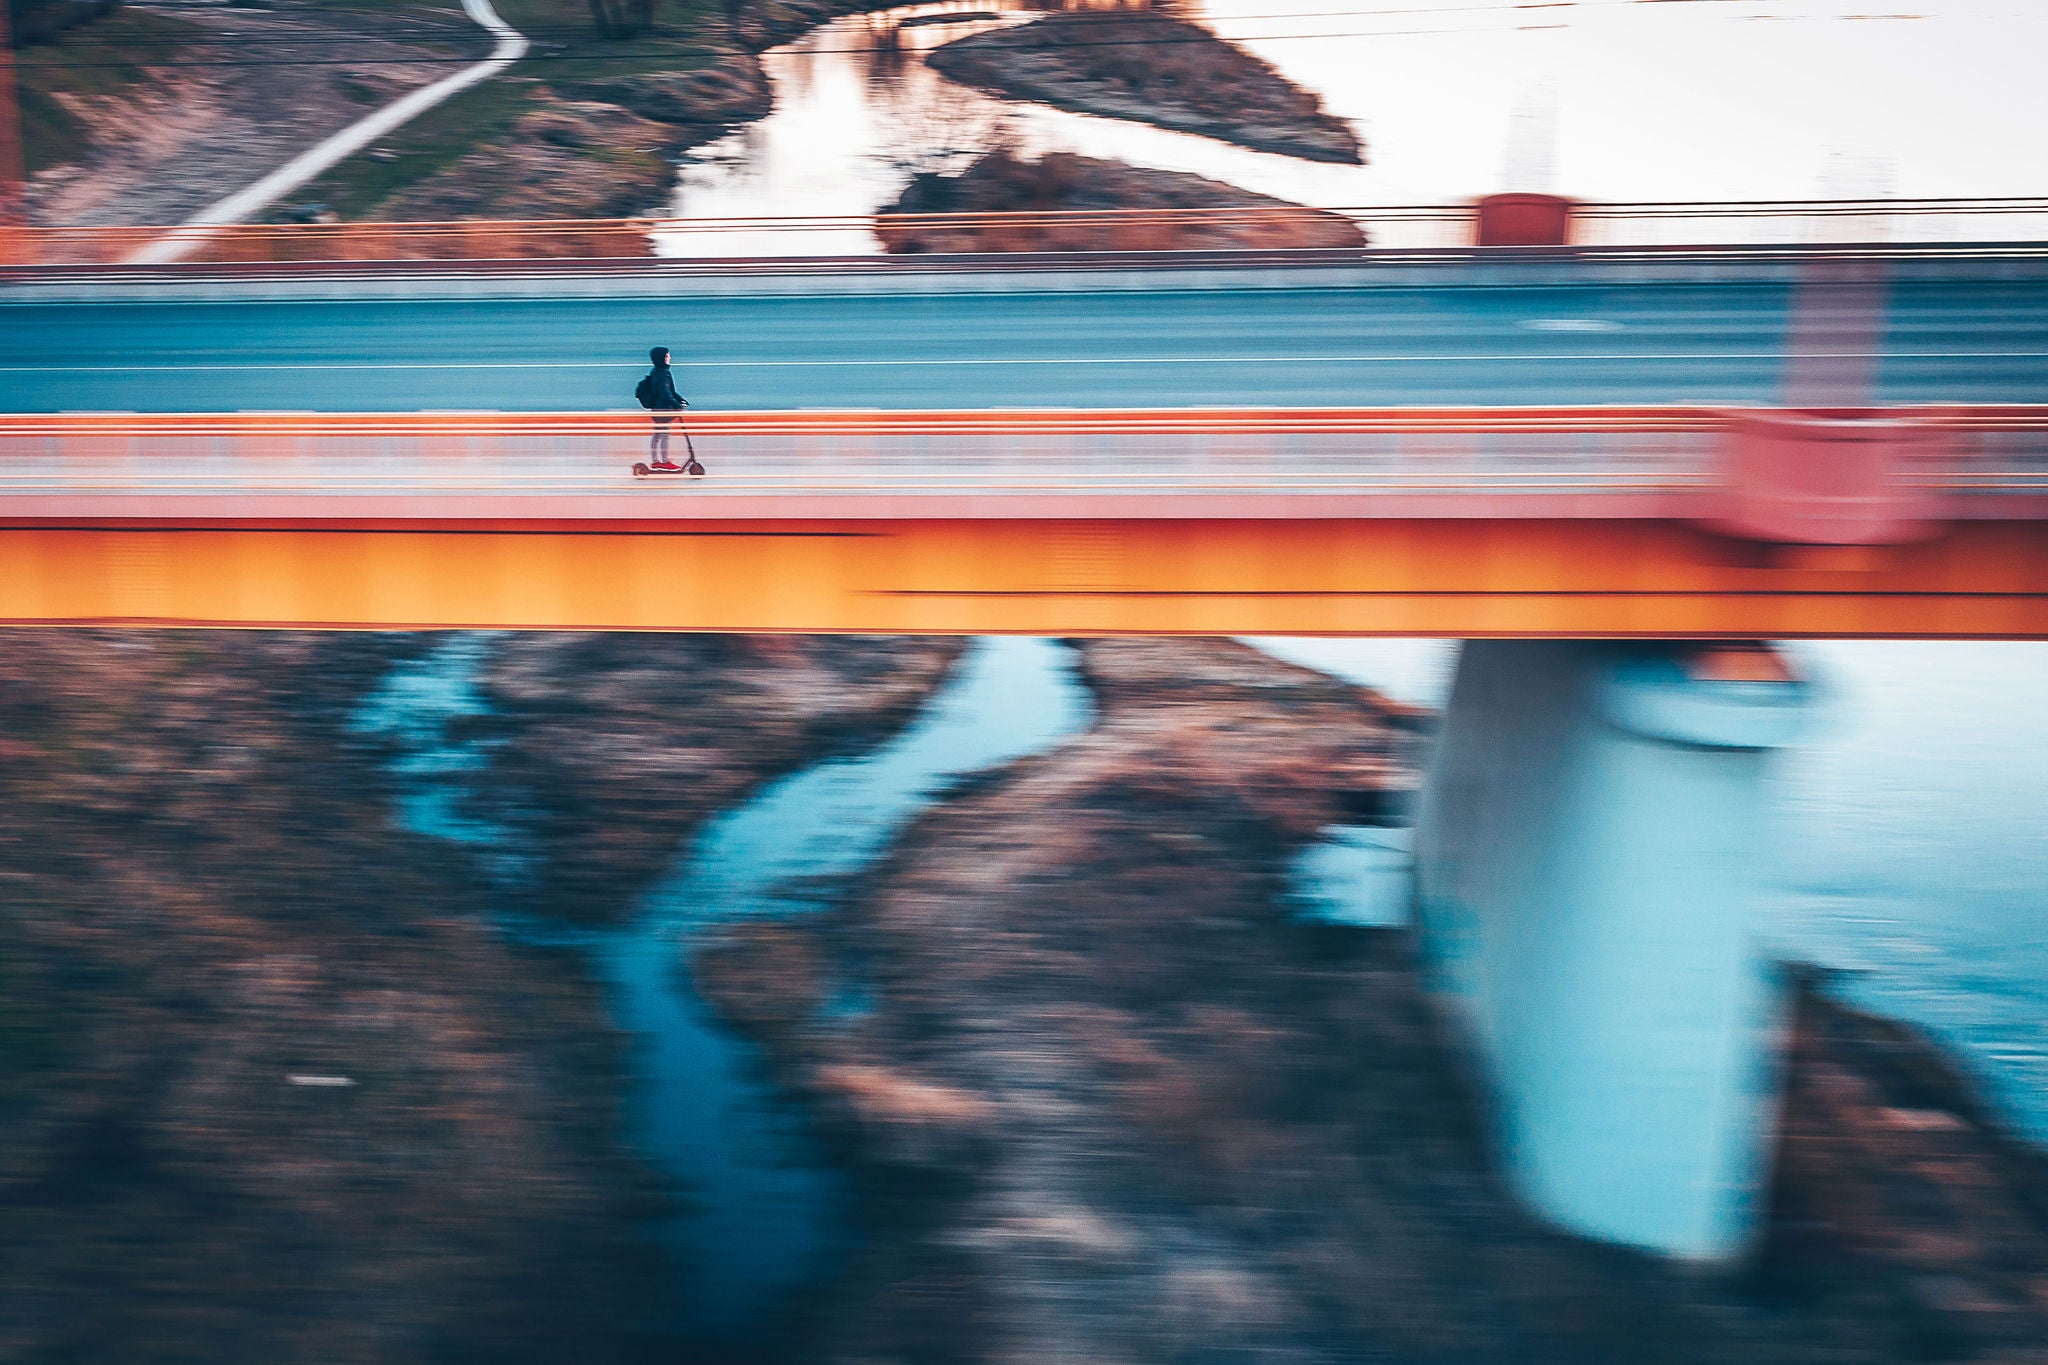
[3,405,2045,637]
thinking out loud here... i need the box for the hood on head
[650,346,669,366]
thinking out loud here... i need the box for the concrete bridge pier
[1413,639,1813,1261]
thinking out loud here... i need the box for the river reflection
[662,0,2048,257]
[661,0,1377,256]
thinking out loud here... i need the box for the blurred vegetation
[9,0,120,46]
[0,632,662,1364]
[293,77,537,218]
[587,0,652,38]
[13,4,200,174]
[286,0,725,218]
[0,929,79,1102]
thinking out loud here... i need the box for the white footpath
[128,0,529,265]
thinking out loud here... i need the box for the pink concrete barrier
[1704,409,1955,544]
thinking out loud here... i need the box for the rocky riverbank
[1767,969,2048,1358]
[0,628,974,1362]
[370,51,777,225]
[358,0,940,225]
[0,632,659,1365]
[879,148,1367,252]
[350,0,930,224]
[694,636,2048,1363]
[27,0,1363,244]
[458,633,968,923]
[22,1,489,227]
[928,10,1364,165]
[397,0,1364,227]
[18,0,883,232]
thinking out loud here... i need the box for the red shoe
[650,460,682,471]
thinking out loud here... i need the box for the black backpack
[634,370,659,410]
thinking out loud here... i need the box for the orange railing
[5,404,2043,436]
[2,407,2044,530]
[12,198,2048,270]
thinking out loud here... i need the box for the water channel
[357,635,1093,1341]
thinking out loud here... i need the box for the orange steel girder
[3,519,2048,637]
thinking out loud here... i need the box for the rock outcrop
[880,149,1366,253]
[566,52,774,133]
[1766,971,2048,1360]
[928,11,1364,165]
[732,0,928,53]
[461,633,968,922]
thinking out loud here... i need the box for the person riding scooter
[635,346,699,473]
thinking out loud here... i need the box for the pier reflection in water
[1253,635,2048,1144]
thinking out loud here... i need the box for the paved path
[4,253,2045,412]
[128,0,529,265]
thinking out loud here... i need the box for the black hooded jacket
[646,350,685,411]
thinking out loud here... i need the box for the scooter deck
[631,461,706,477]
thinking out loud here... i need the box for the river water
[665,0,2048,253]
[361,628,2048,1347]
[357,635,1092,1342]
[593,635,1089,1334]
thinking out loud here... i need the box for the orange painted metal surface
[1,518,2046,637]
[4,407,2048,636]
